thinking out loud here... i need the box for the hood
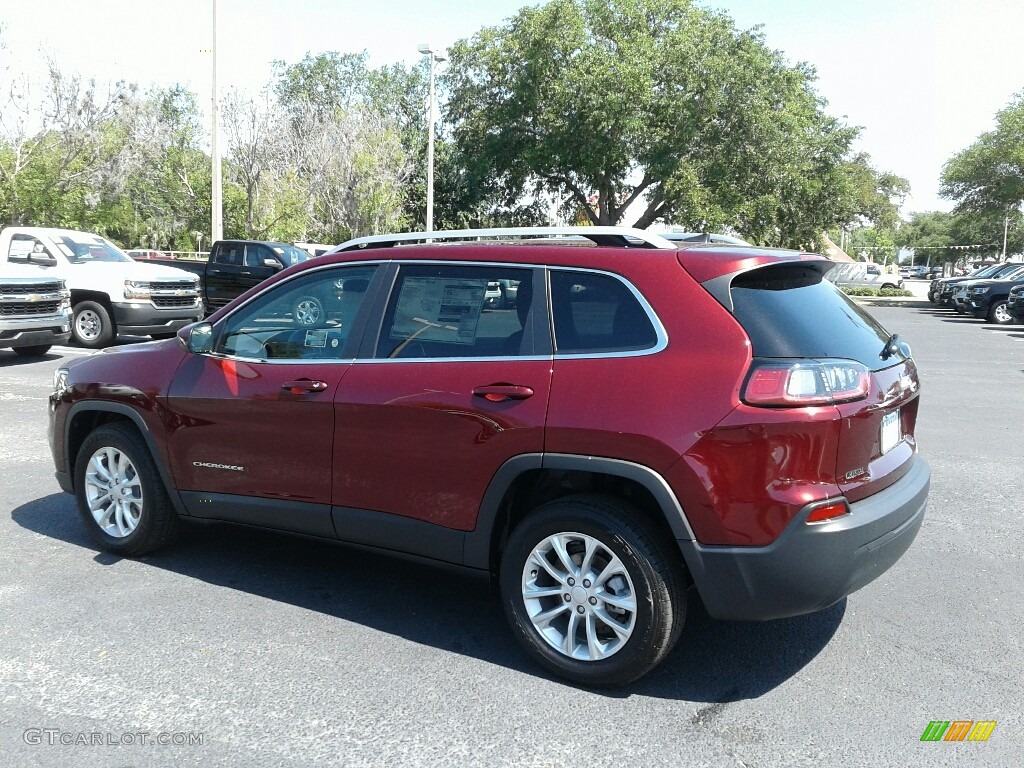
[65,261,198,281]
[0,261,62,279]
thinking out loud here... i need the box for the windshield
[54,234,132,264]
[272,245,312,267]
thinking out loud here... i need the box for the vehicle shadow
[12,493,843,702]
[0,352,62,366]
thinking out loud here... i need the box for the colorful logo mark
[921,721,997,742]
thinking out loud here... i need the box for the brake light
[743,359,870,407]
[806,500,850,524]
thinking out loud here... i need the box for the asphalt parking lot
[1,299,1021,768]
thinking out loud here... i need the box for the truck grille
[151,281,198,293]
[0,282,64,297]
[0,300,62,316]
[153,296,199,308]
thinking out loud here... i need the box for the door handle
[472,384,535,402]
[282,379,328,394]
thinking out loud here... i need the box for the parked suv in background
[1005,284,1024,323]
[48,227,929,686]
[965,273,1024,323]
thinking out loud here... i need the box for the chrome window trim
[203,258,668,364]
[547,265,668,359]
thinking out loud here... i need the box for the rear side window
[730,265,905,371]
[550,270,658,354]
[376,264,535,359]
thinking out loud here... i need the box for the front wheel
[987,300,1012,325]
[74,424,181,556]
[73,301,115,348]
[499,495,687,687]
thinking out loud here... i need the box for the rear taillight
[743,359,870,407]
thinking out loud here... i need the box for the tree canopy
[940,91,1023,257]
[443,0,869,247]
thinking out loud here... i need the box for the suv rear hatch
[697,257,920,504]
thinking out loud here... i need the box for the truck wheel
[987,300,1012,325]
[499,494,687,687]
[12,345,53,357]
[293,296,324,326]
[73,301,115,348]
[74,424,180,556]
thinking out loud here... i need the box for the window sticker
[304,329,328,348]
[390,277,486,345]
[8,240,33,259]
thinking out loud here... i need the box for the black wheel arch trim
[64,401,189,518]
[464,452,696,570]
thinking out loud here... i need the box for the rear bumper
[680,455,929,621]
[111,303,203,335]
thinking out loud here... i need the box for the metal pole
[211,0,223,243]
[425,52,435,234]
[1003,216,1010,261]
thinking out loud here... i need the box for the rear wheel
[988,299,1012,324]
[74,424,181,556]
[499,494,687,687]
[73,301,115,348]
[12,344,52,357]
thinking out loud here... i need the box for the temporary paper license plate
[880,409,901,455]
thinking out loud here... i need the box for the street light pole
[211,0,223,244]
[417,44,446,234]
[1003,216,1010,261]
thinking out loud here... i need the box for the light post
[1003,216,1010,261]
[417,44,446,233]
[211,0,223,243]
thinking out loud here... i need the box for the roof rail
[330,226,678,253]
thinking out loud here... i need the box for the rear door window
[730,264,906,371]
[549,270,658,354]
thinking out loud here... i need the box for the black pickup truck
[139,240,314,315]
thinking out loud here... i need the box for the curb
[850,298,932,309]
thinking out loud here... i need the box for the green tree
[443,0,859,247]
[940,92,1024,220]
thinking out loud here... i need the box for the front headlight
[972,287,990,295]
[52,367,69,396]
[124,280,152,300]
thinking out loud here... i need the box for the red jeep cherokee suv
[48,227,929,686]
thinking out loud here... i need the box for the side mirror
[263,258,283,269]
[29,251,58,266]
[179,322,215,354]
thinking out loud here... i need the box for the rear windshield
[729,264,907,371]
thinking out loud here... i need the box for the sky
[2,0,1022,215]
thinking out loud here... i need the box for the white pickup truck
[0,259,72,356]
[0,227,202,348]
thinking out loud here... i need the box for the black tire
[293,295,324,326]
[72,300,115,348]
[74,424,180,556]
[12,344,52,357]
[499,494,687,687]
[987,299,1012,325]
[880,283,897,291]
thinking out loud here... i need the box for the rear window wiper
[880,333,909,360]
